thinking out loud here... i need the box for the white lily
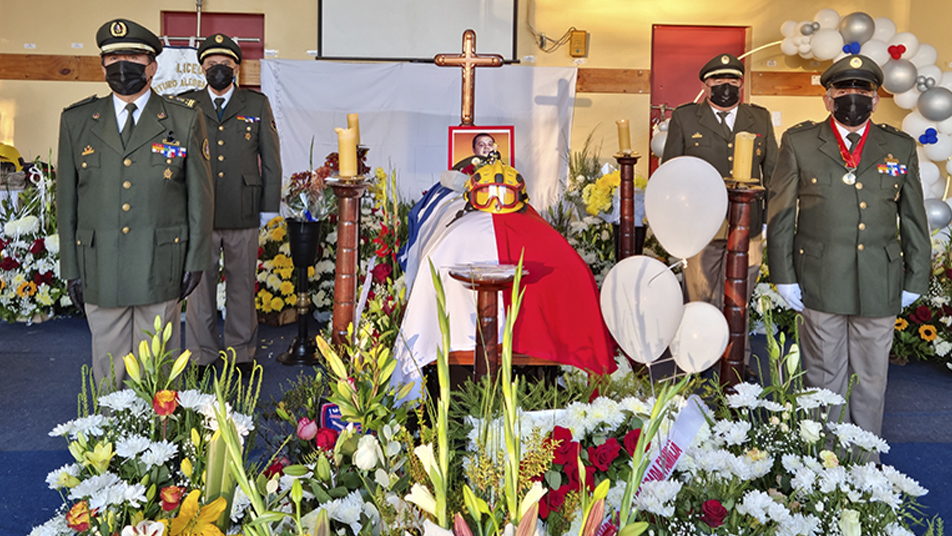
[405,483,437,516]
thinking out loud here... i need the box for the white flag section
[260,60,577,208]
[640,395,711,487]
[153,46,205,96]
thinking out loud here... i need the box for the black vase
[277,219,324,366]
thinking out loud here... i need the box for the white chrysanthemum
[231,412,256,437]
[332,490,365,535]
[28,513,69,536]
[726,382,763,409]
[563,401,590,438]
[177,390,214,411]
[605,481,627,513]
[99,390,149,415]
[828,422,890,454]
[761,400,786,412]
[116,435,152,459]
[69,472,122,500]
[632,480,682,517]
[795,388,845,410]
[49,414,109,439]
[880,465,929,497]
[713,419,751,446]
[816,466,848,494]
[736,490,775,523]
[44,234,60,255]
[618,396,652,416]
[885,522,916,536]
[777,512,821,536]
[789,466,817,495]
[587,396,625,431]
[45,463,81,490]
[140,440,178,468]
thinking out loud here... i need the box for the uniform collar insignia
[81,146,95,156]
[157,112,167,119]
[692,132,703,138]
[92,112,100,119]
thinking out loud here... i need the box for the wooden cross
[434,29,504,126]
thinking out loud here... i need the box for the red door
[161,12,265,89]
[649,25,750,173]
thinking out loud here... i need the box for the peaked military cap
[820,54,884,90]
[699,53,745,81]
[96,19,162,56]
[198,33,242,64]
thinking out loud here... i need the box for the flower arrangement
[749,258,799,337]
[0,161,70,323]
[30,318,261,536]
[893,238,952,365]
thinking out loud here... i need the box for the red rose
[587,437,621,471]
[29,238,45,255]
[551,426,579,466]
[315,427,339,450]
[160,486,186,512]
[152,390,179,416]
[547,484,570,512]
[565,462,596,492]
[538,494,550,519]
[701,499,728,528]
[371,262,393,284]
[264,456,290,478]
[0,256,20,271]
[912,305,933,323]
[623,429,642,457]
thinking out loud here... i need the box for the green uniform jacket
[766,117,931,317]
[57,91,214,308]
[662,100,778,233]
[180,88,282,229]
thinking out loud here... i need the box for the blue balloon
[927,128,938,135]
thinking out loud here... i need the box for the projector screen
[318,0,518,61]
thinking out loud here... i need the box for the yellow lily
[123,352,142,384]
[164,490,227,536]
[83,441,115,474]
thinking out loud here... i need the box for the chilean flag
[394,184,616,399]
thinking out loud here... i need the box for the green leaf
[282,464,310,477]
[618,522,649,536]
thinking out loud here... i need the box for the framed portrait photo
[448,126,515,170]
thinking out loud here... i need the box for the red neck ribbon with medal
[829,116,870,185]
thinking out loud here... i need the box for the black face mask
[832,93,874,127]
[205,64,235,91]
[709,83,741,108]
[105,60,149,96]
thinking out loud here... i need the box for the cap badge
[850,57,863,68]
[215,35,224,43]
[721,55,730,64]
[110,21,128,38]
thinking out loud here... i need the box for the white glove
[776,283,804,312]
[901,291,920,309]
[440,169,469,192]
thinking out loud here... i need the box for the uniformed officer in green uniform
[767,55,930,450]
[181,34,282,373]
[661,53,778,374]
[57,19,214,389]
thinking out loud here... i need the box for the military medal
[830,117,869,186]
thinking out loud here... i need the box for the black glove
[67,278,85,309]
[179,271,203,301]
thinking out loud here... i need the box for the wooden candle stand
[329,176,369,347]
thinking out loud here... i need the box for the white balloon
[911,44,938,68]
[918,64,943,85]
[945,159,952,176]
[925,134,952,161]
[917,146,931,167]
[873,17,897,42]
[920,160,941,188]
[941,115,952,136]
[930,179,947,200]
[814,8,840,29]
[781,37,799,56]
[939,71,952,91]
[600,256,684,364]
[888,32,920,59]
[645,156,728,259]
[671,302,729,374]
[798,46,814,59]
[860,39,890,66]
[894,87,922,110]
[781,20,798,38]
[832,51,849,63]
[811,29,845,61]
[901,110,938,138]
[650,131,668,158]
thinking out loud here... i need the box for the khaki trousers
[799,307,894,440]
[185,228,259,365]
[85,300,181,389]
[683,237,763,367]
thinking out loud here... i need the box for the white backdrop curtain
[260,60,577,208]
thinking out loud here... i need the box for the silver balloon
[882,59,918,94]
[918,83,929,92]
[838,12,875,44]
[927,78,937,89]
[918,87,952,122]
[801,24,815,36]
[812,22,821,31]
[925,198,952,230]
[917,75,926,84]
